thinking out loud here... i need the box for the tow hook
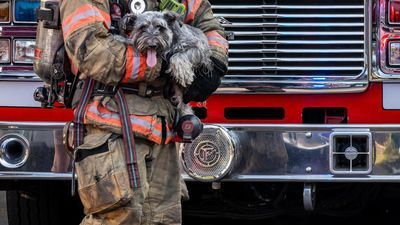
[303,183,316,211]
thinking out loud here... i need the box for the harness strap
[74,78,95,149]
[72,78,141,194]
[71,78,95,196]
[115,89,141,188]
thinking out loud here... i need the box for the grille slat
[216,14,364,18]
[233,31,364,36]
[229,58,364,62]
[211,0,366,88]
[224,23,364,28]
[228,66,364,71]
[230,40,364,44]
[212,5,364,9]
[229,49,364,53]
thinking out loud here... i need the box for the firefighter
[59,0,228,224]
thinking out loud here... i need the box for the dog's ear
[119,13,137,34]
[163,11,180,25]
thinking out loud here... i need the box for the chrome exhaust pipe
[0,134,29,168]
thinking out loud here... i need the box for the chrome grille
[211,0,367,92]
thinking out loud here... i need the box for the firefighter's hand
[183,57,227,103]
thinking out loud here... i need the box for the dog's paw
[168,56,195,87]
[169,66,194,87]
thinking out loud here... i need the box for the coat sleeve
[182,0,229,68]
[60,0,161,86]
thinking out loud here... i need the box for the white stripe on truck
[0,81,43,107]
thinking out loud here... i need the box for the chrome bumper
[1,122,400,182]
[183,124,400,182]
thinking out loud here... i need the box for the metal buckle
[94,83,118,96]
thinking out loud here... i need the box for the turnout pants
[75,126,182,225]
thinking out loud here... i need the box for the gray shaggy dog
[119,11,212,115]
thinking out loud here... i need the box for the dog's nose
[148,44,157,49]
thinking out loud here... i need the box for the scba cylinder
[34,0,64,84]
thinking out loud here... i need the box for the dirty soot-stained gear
[60,0,228,224]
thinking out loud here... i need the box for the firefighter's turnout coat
[60,0,229,145]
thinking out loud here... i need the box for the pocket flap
[78,133,113,150]
[125,94,158,115]
[103,94,159,116]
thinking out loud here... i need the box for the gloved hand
[183,57,227,103]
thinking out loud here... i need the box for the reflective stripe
[122,47,147,83]
[165,130,175,143]
[124,46,134,83]
[87,103,153,129]
[206,31,229,52]
[183,0,202,23]
[62,4,111,39]
[85,100,172,144]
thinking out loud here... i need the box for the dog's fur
[119,11,212,115]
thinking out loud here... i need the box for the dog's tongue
[146,49,157,68]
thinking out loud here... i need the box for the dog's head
[121,11,179,67]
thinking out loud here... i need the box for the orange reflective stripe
[165,127,175,144]
[183,0,202,23]
[137,56,147,81]
[85,100,168,144]
[206,31,229,53]
[123,46,134,83]
[62,4,111,39]
[86,110,160,142]
[122,49,148,83]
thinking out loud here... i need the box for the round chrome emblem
[194,142,221,168]
[344,146,358,160]
[129,0,146,14]
[181,125,236,182]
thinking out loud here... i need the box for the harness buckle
[138,82,148,97]
[93,83,118,96]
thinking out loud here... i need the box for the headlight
[13,0,40,23]
[14,39,35,64]
[389,0,400,24]
[0,1,10,23]
[0,39,10,64]
[389,41,400,66]
[378,0,400,75]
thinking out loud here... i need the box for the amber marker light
[0,1,10,23]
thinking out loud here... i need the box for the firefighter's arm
[60,0,160,86]
[182,0,229,103]
[184,0,229,68]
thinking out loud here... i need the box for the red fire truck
[2,0,400,224]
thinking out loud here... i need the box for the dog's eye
[157,25,165,30]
